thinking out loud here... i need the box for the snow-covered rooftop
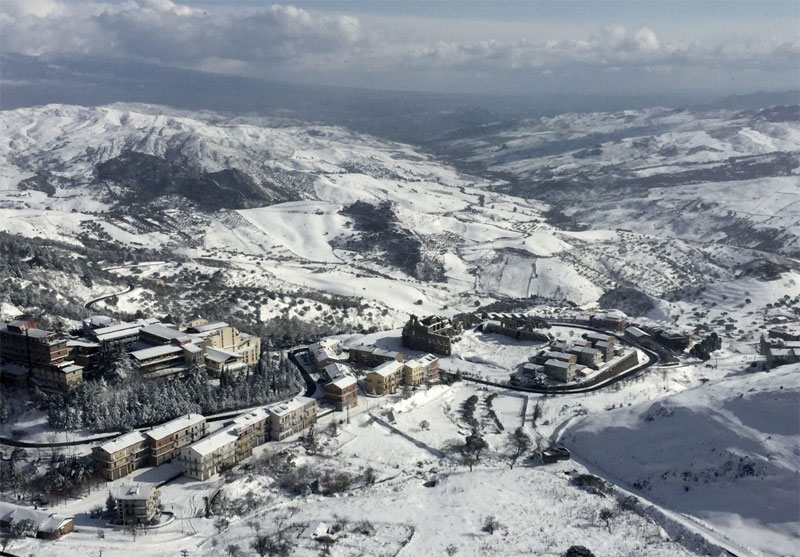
[130,344,183,361]
[145,413,205,441]
[96,431,147,455]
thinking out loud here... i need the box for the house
[543,359,575,383]
[93,431,149,481]
[113,482,160,525]
[205,347,247,377]
[769,327,800,342]
[0,362,28,387]
[366,360,404,395]
[308,339,342,370]
[348,344,404,368]
[566,346,602,369]
[138,323,193,346]
[0,502,74,539]
[323,362,352,382]
[522,363,545,376]
[266,397,317,441]
[324,375,358,410]
[130,344,204,376]
[144,413,207,466]
[625,326,653,347]
[534,351,577,366]
[402,315,462,355]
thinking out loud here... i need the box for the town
[0,302,792,554]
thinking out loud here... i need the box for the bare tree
[506,427,531,469]
[599,508,615,533]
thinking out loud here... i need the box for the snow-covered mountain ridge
[0,103,796,325]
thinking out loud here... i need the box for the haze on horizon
[1,0,798,100]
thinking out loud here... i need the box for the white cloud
[0,1,796,84]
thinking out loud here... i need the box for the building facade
[401,315,462,355]
[93,431,149,481]
[113,483,160,525]
[267,397,317,441]
[144,413,207,466]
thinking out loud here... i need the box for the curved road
[84,282,134,310]
[449,321,660,395]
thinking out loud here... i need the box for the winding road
[84,282,134,310]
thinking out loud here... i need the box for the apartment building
[186,320,261,367]
[230,409,269,462]
[366,360,403,395]
[93,431,149,481]
[267,397,317,441]
[324,375,358,410]
[205,347,248,377]
[403,353,439,386]
[30,361,83,392]
[0,319,69,368]
[181,409,269,480]
[144,413,207,466]
[113,482,160,525]
[348,344,403,368]
[181,428,238,481]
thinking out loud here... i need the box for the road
[449,322,660,395]
[84,282,134,310]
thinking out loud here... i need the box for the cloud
[0,1,796,85]
[1,1,363,68]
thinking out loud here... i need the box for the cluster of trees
[0,450,97,508]
[42,356,303,432]
[690,332,722,361]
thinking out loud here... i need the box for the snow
[563,364,800,557]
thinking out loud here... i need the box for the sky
[0,0,798,96]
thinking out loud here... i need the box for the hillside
[441,105,800,255]
[2,103,795,333]
[563,364,800,556]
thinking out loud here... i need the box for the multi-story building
[403,353,439,385]
[348,344,403,368]
[543,359,575,383]
[181,427,238,481]
[308,339,343,370]
[266,397,317,441]
[324,375,358,410]
[590,310,628,332]
[205,347,248,377]
[0,319,69,368]
[401,315,462,356]
[185,320,261,367]
[230,409,269,462]
[181,409,269,480]
[130,343,205,377]
[93,431,149,481]
[30,361,83,392]
[366,360,403,395]
[144,414,207,466]
[88,318,160,347]
[566,346,602,369]
[113,482,160,525]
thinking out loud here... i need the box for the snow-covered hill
[3,103,792,325]
[444,105,800,255]
[563,364,800,556]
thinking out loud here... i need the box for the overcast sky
[1,0,798,96]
